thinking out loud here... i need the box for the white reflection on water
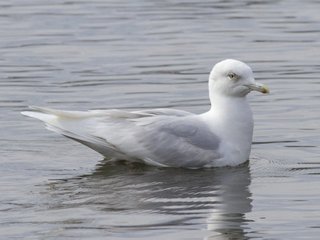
[41,162,252,239]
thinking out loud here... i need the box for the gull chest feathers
[201,97,254,167]
[22,59,269,168]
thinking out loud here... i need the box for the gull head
[209,59,269,98]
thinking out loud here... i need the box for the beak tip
[261,86,270,94]
[246,83,270,94]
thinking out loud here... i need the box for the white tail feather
[21,106,126,158]
[21,110,57,124]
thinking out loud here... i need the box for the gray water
[1,0,320,239]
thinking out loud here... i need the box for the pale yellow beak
[246,83,270,94]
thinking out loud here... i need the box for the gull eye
[228,72,238,80]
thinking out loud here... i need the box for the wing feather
[22,106,222,168]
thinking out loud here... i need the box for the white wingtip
[21,107,57,123]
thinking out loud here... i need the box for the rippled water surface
[1,0,320,239]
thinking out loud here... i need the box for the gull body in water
[22,59,269,168]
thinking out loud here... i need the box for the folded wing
[22,106,222,168]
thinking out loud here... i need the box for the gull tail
[21,106,58,124]
[21,106,123,157]
[21,106,93,139]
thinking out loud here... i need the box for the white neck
[200,94,254,165]
[209,93,253,123]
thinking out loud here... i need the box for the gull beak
[245,82,270,94]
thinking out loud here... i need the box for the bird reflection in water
[46,160,252,239]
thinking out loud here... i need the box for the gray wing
[133,116,222,168]
[133,108,194,117]
[24,106,221,168]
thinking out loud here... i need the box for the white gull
[22,59,269,168]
